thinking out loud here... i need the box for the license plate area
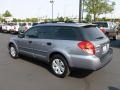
[102,44,109,54]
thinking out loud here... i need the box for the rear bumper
[69,48,113,70]
[106,32,118,37]
[95,48,113,70]
[10,29,18,33]
[2,30,9,32]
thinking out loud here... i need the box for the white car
[10,23,20,34]
[18,22,32,33]
[2,23,12,32]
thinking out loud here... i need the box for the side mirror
[18,33,25,38]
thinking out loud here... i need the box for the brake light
[78,41,95,55]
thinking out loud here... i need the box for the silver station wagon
[8,23,113,78]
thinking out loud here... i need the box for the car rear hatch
[79,25,110,58]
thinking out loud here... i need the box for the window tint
[25,27,38,38]
[37,26,56,39]
[26,26,105,41]
[55,27,78,40]
[36,26,78,40]
[79,26,107,41]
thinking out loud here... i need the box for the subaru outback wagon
[8,23,113,78]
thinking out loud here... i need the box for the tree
[0,14,2,22]
[31,18,38,22]
[0,14,5,22]
[12,18,17,22]
[84,0,115,21]
[64,17,74,23]
[3,10,12,17]
[57,17,64,22]
[26,18,31,22]
[85,13,92,22]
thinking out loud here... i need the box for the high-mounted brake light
[78,41,95,55]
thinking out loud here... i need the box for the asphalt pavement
[0,33,120,90]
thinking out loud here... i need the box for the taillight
[78,41,95,55]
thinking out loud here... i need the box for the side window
[25,27,38,38]
[37,26,56,39]
[55,27,77,40]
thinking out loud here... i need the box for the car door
[31,26,55,61]
[17,27,38,56]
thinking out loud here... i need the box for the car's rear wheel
[9,44,19,59]
[50,54,70,78]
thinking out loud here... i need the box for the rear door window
[55,26,78,40]
[37,26,56,39]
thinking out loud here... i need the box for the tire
[9,44,19,59]
[50,54,70,78]
[113,35,118,40]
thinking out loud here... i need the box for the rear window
[93,22,108,28]
[79,26,107,41]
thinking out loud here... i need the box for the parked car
[32,22,39,26]
[116,23,120,33]
[0,24,2,32]
[8,23,113,78]
[93,21,119,40]
[10,23,20,34]
[18,22,32,33]
[2,23,12,33]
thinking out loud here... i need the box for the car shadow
[20,55,93,78]
[20,55,52,72]
[110,39,120,48]
[69,68,93,78]
[108,86,120,90]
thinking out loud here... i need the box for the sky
[0,0,120,19]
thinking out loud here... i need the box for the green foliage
[30,18,38,22]
[3,10,12,17]
[12,18,17,22]
[0,18,5,22]
[26,18,31,22]
[26,18,38,22]
[56,17,74,23]
[85,13,92,22]
[100,17,108,21]
[84,0,115,21]
[64,17,74,23]
[12,18,38,22]
[0,15,5,22]
[57,17,64,22]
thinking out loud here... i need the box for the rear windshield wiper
[96,36,104,39]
